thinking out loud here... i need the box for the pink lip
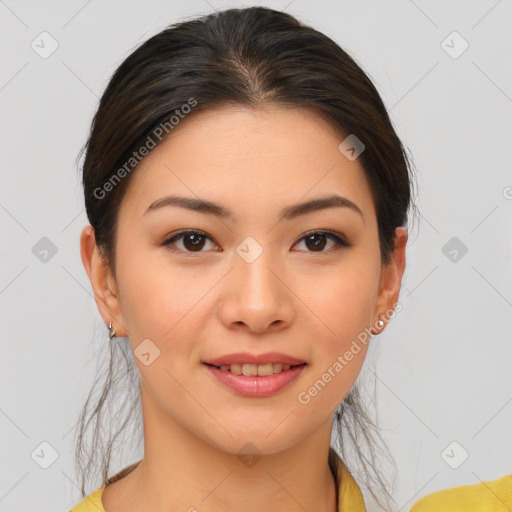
[203,363,307,397]
[202,352,306,366]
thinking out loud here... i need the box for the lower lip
[203,363,307,397]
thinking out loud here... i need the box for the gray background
[1,1,511,511]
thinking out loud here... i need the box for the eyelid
[300,229,349,245]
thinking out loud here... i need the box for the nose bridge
[219,237,294,332]
[233,239,282,304]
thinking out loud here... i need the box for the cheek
[285,260,379,411]
[115,244,209,340]
[302,260,379,348]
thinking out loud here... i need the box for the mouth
[203,362,307,377]
[203,361,308,397]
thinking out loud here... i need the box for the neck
[102,389,339,512]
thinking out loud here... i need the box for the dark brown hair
[74,6,419,510]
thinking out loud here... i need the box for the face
[81,104,406,457]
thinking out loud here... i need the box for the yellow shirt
[409,473,512,511]
[69,456,512,512]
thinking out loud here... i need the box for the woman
[68,6,511,512]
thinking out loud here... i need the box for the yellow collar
[330,448,366,512]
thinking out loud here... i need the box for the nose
[217,249,295,334]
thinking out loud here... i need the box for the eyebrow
[144,194,364,222]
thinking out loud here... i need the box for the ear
[80,225,128,337]
[371,226,407,334]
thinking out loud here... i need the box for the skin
[80,104,407,512]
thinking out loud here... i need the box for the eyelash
[162,229,350,256]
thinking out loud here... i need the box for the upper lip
[202,352,307,366]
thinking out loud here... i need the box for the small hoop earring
[108,321,116,339]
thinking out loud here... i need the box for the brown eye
[163,231,217,253]
[294,231,349,253]
[162,229,349,255]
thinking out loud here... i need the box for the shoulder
[69,486,105,512]
[409,474,512,511]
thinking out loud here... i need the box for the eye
[163,230,218,254]
[293,230,349,253]
[162,229,349,255]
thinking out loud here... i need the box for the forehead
[119,104,375,223]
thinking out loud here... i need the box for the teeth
[217,363,296,375]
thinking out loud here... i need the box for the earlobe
[79,225,127,336]
[369,314,386,336]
